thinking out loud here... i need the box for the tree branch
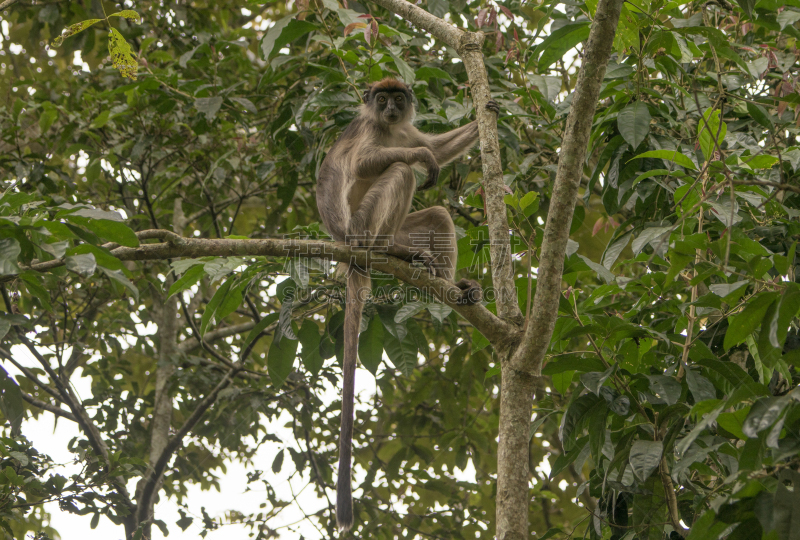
[511,0,624,375]
[136,363,242,524]
[8,233,514,345]
[0,346,63,402]
[20,391,77,422]
[496,0,624,538]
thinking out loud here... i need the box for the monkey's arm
[422,122,480,165]
[417,100,500,170]
[354,146,439,187]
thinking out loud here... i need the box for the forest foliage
[1,0,800,538]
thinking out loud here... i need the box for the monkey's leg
[348,162,416,247]
[396,207,482,305]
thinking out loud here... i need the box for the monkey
[316,78,497,531]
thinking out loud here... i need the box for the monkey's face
[374,92,410,125]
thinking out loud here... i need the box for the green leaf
[629,439,663,481]
[537,528,563,540]
[384,332,417,377]
[686,510,727,540]
[778,9,800,30]
[685,367,716,402]
[201,280,232,335]
[746,102,772,129]
[580,364,615,395]
[277,293,297,343]
[358,315,384,374]
[83,219,139,247]
[195,97,224,120]
[769,285,800,349]
[617,101,651,150]
[100,268,139,301]
[394,301,426,323]
[19,273,53,313]
[415,66,453,82]
[472,327,490,352]
[631,149,697,170]
[0,239,21,276]
[108,10,141,22]
[168,265,205,298]
[39,108,58,133]
[298,319,323,375]
[0,367,25,434]
[268,335,298,388]
[559,393,601,451]
[272,449,284,473]
[677,405,723,455]
[108,27,137,79]
[427,0,449,17]
[243,313,279,347]
[735,0,755,17]
[742,396,790,438]
[52,19,103,47]
[552,370,574,395]
[724,292,779,350]
[536,23,591,71]
[698,108,727,162]
[215,282,247,323]
[261,17,317,59]
[426,302,452,323]
[229,97,257,113]
[646,374,681,405]
[66,253,96,277]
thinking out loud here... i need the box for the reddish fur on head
[364,78,412,103]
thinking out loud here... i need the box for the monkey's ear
[363,84,374,103]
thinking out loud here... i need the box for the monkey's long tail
[337,268,369,531]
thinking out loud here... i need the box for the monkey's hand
[455,278,483,305]
[416,148,440,191]
[485,100,500,116]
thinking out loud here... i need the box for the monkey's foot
[455,278,482,305]
[485,100,500,115]
[416,250,438,277]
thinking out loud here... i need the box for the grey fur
[316,81,492,531]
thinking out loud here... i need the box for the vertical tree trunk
[136,200,184,537]
[498,0,624,537]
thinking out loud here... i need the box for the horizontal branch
[14,231,515,345]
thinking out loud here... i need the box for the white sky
[13,344,370,539]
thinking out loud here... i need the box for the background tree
[1,0,800,539]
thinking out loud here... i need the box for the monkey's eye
[395,96,402,102]
[378,96,386,103]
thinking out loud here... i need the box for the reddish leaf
[495,32,504,51]
[344,22,366,36]
[592,217,605,237]
[477,8,488,27]
[499,5,514,18]
[371,20,379,41]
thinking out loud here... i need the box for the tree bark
[136,200,184,537]
[498,0,624,538]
